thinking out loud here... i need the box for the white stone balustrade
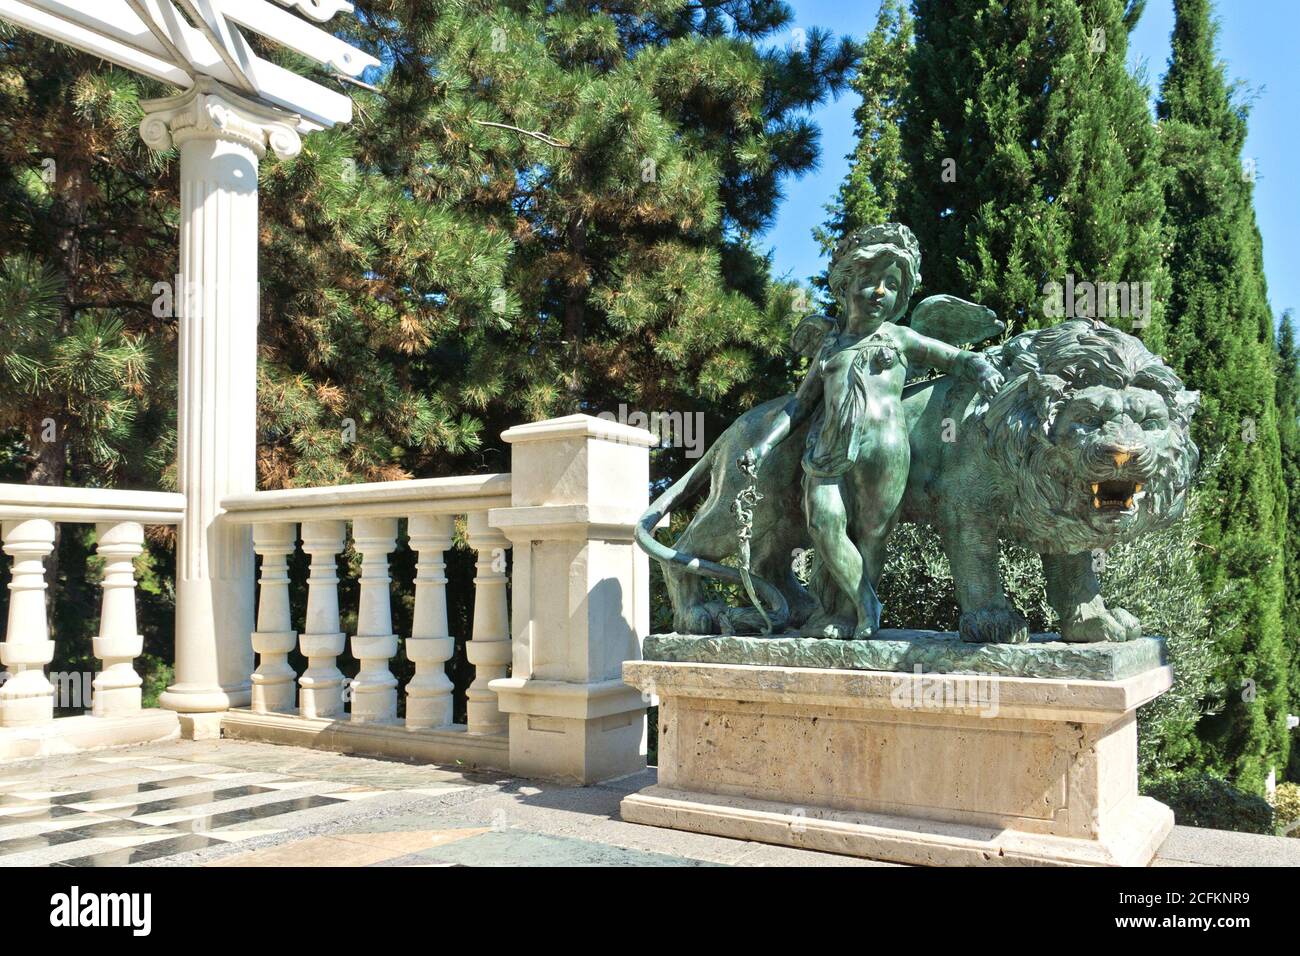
[92,521,146,717]
[0,485,184,749]
[350,518,400,723]
[465,511,511,736]
[250,523,298,714]
[221,475,514,749]
[406,514,455,729]
[0,518,57,727]
[298,519,347,719]
[219,416,656,782]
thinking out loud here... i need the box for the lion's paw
[959,607,1030,644]
[1061,606,1142,643]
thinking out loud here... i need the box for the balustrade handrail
[219,473,511,524]
[0,484,185,525]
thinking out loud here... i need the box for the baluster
[250,522,298,714]
[0,519,57,726]
[91,521,145,717]
[350,517,398,723]
[406,514,454,729]
[465,511,510,735]
[298,519,346,718]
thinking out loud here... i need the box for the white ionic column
[0,519,57,726]
[139,79,302,715]
[92,521,145,717]
[250,523,299,714]
[465,511,510,735]
[349,518,398,723]
[406,514,454,729]
[298,520,346,718]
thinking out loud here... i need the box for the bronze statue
[637,224,1200,643]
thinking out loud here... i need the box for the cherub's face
[846,258,904,325]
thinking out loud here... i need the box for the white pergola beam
[0,0,367,129]
[0,0,191,87]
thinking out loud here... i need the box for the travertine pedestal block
[621,647,1175,866]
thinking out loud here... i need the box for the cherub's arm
[750,355,825,461]
[897,327,1003,398]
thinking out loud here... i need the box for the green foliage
[1157,0,1290,791]
[1276,311,1300,778]
[816,0,912,258]
[1270,782,1300,832]
[1145,771,1274,834]
[897,0,1168,337]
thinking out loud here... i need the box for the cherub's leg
[847,454,909,638]
[803,475,863,638]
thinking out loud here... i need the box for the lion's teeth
[1091,483,1099,493]
[1124,497,1135,509]
[1093,497,1102,509]
[1135,483,1144,492]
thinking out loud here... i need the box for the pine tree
[0,30,175,487]
[816,0,912,256]
[1157,0,1289,790]
[897,0,1167,337]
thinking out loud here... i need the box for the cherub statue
[745,223,1003,638]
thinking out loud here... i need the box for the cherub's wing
[908,294,1004,348]
[791,314,837,360]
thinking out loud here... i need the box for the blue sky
[766,0,1298,327]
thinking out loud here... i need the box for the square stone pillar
[488,414,657,784]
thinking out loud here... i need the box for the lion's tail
[636,441,790,632]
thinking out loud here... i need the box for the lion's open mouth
[1090,480,1144,513]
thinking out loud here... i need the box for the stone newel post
[488,414,656,784]
[139,79,302,721]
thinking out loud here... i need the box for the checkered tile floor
[0,752,405,866]
[0,740,906,866]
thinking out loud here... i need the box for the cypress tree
[898,0,1167,337]
[816,0,912,255]
[1276,310,1300,778]
[1157,0,1289,790]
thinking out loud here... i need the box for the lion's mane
[977,320,1199,554]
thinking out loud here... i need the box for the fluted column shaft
[139,79,302,715]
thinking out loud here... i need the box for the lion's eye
[1083,415,1104,429]
[1141,417,1164,431]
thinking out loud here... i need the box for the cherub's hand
[970,357,1003,399]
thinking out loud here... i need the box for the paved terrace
[0,739,1296,867]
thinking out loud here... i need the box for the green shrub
[1270,781,1300,832]
[1145,772,1274,834]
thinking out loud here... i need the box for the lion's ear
[1173,389,1200,427]
[1027,372,1068,431]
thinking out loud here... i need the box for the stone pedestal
[487,414,657,784]
[620,632,1175,867]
